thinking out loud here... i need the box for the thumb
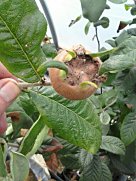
[0,79,20,114]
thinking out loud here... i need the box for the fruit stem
[17,79,51,90]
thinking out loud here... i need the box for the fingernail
[0,81,20,103]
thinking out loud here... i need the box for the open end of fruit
[62,54,101,87]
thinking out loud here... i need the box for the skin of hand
[0,63,20,135]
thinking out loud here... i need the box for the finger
[0,79,20,114]
[0,62,16,79]
[0,113,7,135]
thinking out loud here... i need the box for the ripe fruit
[49,45,106,100]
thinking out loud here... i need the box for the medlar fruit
[49,45,105,100]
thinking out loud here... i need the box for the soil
[64,54,101,86]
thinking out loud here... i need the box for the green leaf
[60,154,80,169]
[100,36,136,74]
[0,0,47,82]
[42,43,57,58]
[94,17,110,28]
[69,15,82,27]
[30,87,102,154]
[80,155,112,181]
[121,112,136,146]
[125,4,134,11]
[100,111,111,125]
[129,18,136,25]
[100,162,112,181]
[110,154,133,175]
[105,39,117,47]
[121,67,136,94]
[122,141,136,174]
[10,151,29,181]
[0,141,7,177]
[101,136,126,155]
[84,21,91,35]
[108,0,127,4]
[80,155,101,181]
[79,149,93,169]
[131,5,136,15]
[80,0,106,22]
[98,89,118,107]
[19,115,49,158]
[105,4,111,9]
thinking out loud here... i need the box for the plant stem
[17,80,51,90]
[95,27,100,51]
[103,99,117,111]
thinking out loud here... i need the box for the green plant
[0,0,136,180]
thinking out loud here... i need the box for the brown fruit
[49,45,104,100]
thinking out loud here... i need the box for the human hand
[0,63,20,135]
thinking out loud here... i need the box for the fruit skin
[49,48,102,100]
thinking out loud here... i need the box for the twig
[17,80,51,90]
[95,27,100,51]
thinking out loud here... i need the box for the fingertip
[0,113,7,135]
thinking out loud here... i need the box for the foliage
[0,0,136,180]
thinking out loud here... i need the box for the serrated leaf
[110,154,133,175]
[121,112,136,146]
[10,151,29,181]
[30,87,102,154]
[100,36,136,74]
[100,162,112,181]
[101,136,126,155]
[19,115,49,158]
[80,0,106,22]
[84,22,91,35]
[80,155,101,181]
[122,141,136,174]
[60,154,80,170]
[58,137,79,155]
[100,111,111,125]
[108,0,127,4]
[79,149,93,169]
[0,0,47,82]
